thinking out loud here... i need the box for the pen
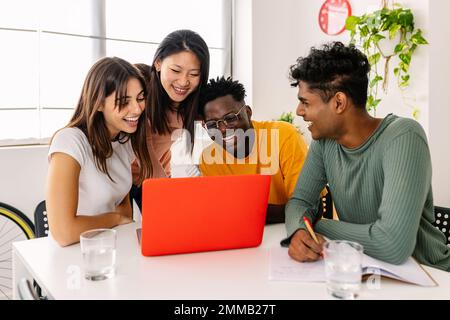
[303,216,319,244]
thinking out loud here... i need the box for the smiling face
[100,77,145,139]
[203,94,253,155]
[155,50,201,105]
[295,81,340,140]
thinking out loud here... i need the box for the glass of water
[80,229,117,281]
[323,240,363,299]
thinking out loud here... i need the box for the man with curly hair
[284,42,450,271]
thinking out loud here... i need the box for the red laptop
[141,174,271,256]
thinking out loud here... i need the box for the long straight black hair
[147,29,210,152]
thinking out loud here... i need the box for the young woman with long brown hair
[46,57,152,246]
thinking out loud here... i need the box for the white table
[12,223,450,300]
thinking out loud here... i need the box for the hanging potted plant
[275,111,303,134]
[345,0,428,117]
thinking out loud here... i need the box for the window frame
[0,0,232,147]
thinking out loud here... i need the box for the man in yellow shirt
[199,77,308,223]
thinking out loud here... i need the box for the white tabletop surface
[12,223,450,300]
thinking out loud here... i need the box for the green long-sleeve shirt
[284,114,450,271]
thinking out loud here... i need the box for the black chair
[32,201,49,299]
[319,185,333,219]
[434,206,450,245]
[34,200,49,238]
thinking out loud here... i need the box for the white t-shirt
[48,127,135,216]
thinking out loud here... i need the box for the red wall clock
[319,0,352,35]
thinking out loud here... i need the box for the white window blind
[0,0,231,146]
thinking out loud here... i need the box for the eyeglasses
[203,105,247,131]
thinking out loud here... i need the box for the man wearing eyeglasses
[198,76,308,224]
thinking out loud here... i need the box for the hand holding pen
[287,214,326,263]
[303,216,319,244]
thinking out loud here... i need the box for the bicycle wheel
[0,202,35,300]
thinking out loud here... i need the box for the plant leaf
[400,62,409,73]
[371,33,385,44]
[360,25,370,37]
[399,53,411,65]
[345,16,359,31]
[398,10,414,27]
[399,80,409,88]
[389,24,401,40]
[368,53,381,65]
[412,108,420,120]
[366,96,374,111]
[394,43,405,53]
[411,30,428,45]
[347,5,422,114]
[373,99,381,107]
[369,75,383,88]
[363,40,371,50]
[366,95,381,112]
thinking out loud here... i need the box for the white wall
[237,0,429,133]
[232,0,253,106]
[250,0,304,122]
[429,0,450,207]
[233,0,447,205]
[0,145,48,219]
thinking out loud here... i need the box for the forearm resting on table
[315,219,414,265]
[49,212,123,247]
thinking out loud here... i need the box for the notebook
[140,174,271,256]
[269,246,437,287]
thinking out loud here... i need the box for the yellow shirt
[199,120,308,205]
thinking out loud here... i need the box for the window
[0,0,231,146]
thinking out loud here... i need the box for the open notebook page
[269,246,437,287]
[362,254,436,286]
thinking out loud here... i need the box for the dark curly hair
[289,42,370,108]
[199,76,246,117]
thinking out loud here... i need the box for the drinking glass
[323,240,363,299]
[80,229,116,281]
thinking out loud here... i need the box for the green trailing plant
[345,1,428,116]
[277,111,295,124]
[276,111,303,134]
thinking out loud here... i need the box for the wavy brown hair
[63,57,152,183]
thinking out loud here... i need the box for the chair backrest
[319,186,333,219]
[434,206,450,245]
[34,200,49,238]
[18,278,40,300]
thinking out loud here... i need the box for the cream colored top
[131,109,183,183]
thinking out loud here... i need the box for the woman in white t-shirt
[47,57,153,246]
